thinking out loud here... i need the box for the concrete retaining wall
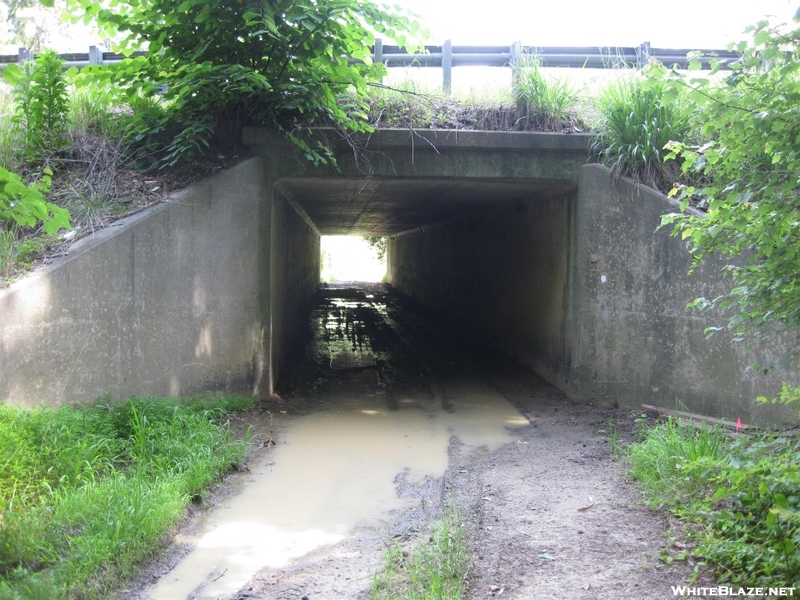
[4,132,796,424]
[0,159,269,407]
[566,164,797,424]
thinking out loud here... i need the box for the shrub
[0,166,70,234]
[64,0,426,168]
[628,420,800,588]
[659,20,800,369]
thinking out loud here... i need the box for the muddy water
[147,284,528,600]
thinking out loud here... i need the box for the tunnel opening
[320,235,387,283]
[272,174,577,398]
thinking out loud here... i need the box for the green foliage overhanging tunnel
[56,0,427,168]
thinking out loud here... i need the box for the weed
[0,228,15,276]
[628,417,726,507]
[0,110,14,171]
[60,179,121,234]
[0,394,254,599]
[628,419,800,588]
[591,69,690,190]
[604,418,623,458]
[512,56,581,129]
[371,508,469,600]
[7,49,70,160]
[0,228,43,280]
[68,87,123,138]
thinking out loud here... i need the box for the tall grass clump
[628,417,727,506]
[371,509,469,600]
[68,87,124,138]
[0,394,253,599]
[628,418,800,588]
[591,70,691,190]
[512,57,581,130]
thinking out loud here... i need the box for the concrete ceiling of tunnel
[274,177,576,236]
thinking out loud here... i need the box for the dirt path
[456,367,692,599]
[123,283,695,600]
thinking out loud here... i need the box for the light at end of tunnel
[320,236,386,283]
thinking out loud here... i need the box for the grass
[0,228,15,277]
[628,417,727,506]
[590,70,691,190]
[365,75,584,133]
[0,83,15,170]
[68,87,124,138]
[603,418,624,458]
[0,119,12,172]
[371,509,470,600]
[0,393,254,599]
[627,418,800,588]
[512,57,582,130]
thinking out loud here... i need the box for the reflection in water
[148,389,527,600]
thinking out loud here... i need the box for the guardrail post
[636,41,651,69]
[88,45,104,65]
[442,39,452,94]
[373,38,383,85]
[18,47,33,63]
[510,41,521,90]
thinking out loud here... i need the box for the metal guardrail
[0,40,740,91]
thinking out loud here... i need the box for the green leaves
[630,422,800,587]
[658,19,800,371]
[65,0,424,168]
[0,167,71,234]
[9,49,71,160]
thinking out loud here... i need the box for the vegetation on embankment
[0,394,254,599]
[626,418,800,588]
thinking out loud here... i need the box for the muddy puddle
[147,284,529,600]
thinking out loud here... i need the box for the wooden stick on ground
[641,404,754,432]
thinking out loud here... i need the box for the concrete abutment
[0,130,795,424]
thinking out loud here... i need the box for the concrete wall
[0,159,270,407]
[6,126,794,424]
[0,152,324,408]
[388,194,571,384]
[565,164,797,424]
[269,191,320,389]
